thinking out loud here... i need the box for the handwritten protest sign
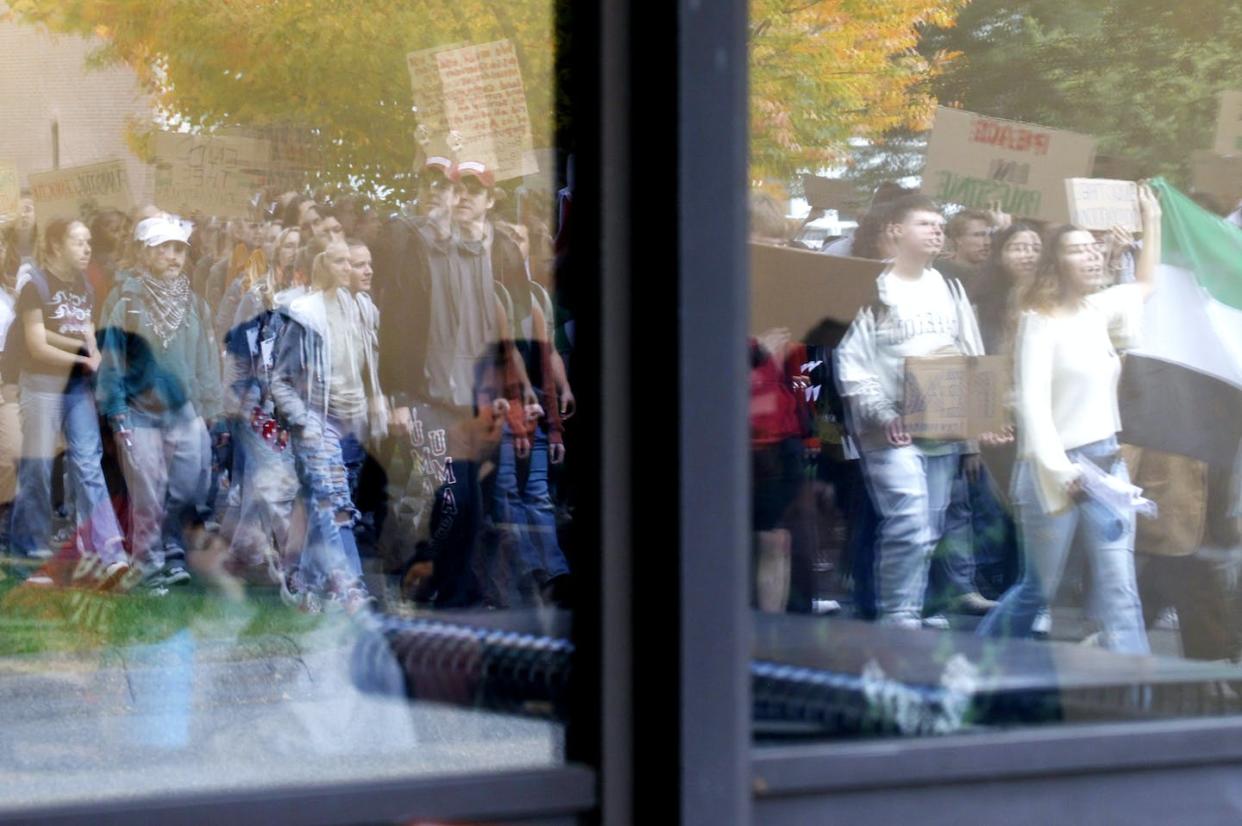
[407,39,538,183]
[153,132,271,218]
[28,159,132,222]
[221,123,321,193]
[922,107,1096,223]
[0,162,20,220]
[904,355,1009,441]
[1092,154,1143,181]
[1214,91,1242,156]
[1190,150,1242,212]
[1065,178,1140,231]
[750,243,886,336]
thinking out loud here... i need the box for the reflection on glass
[749,6,1242,740]
[0,0,573,811]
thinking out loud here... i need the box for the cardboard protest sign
[922,107,1096,223]
[220,123,321,193]
[1092,154,1143,181]
[802,174,868,214]
[153,132,270,218]
[28,159,132,222]
[1065,178,1140,232]
[1190,150,1242,212]
[0,162,20,221]
[903,355,1009,440]
[749,243,886,337]
[407,39,538,183]
[1214,91,1242,156]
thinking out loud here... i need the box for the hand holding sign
[1137,180,1161,229]
[986,199,1013,230]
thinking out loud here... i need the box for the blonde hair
[310,240,349,291]
[239,247,270,291]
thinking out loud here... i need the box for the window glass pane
[749,2,1242,740]
[0,0,579,811]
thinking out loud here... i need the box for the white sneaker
[922,614,951,630]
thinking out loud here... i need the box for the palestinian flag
[1118,179,1242,482]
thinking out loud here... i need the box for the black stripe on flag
[1119,354,1242,469]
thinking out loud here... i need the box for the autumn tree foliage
[5,0,970,195]
[4,0,556,198]
[922,0,1242,185]
[749,0,969,184]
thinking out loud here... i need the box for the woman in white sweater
[978,184,1160,653]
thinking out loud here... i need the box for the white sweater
[1015,283,1144,513]
[836,266,985,451]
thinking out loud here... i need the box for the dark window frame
[17,0,1242,823]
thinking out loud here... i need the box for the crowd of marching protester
[0,153,575,615]
[750,179,1242,661]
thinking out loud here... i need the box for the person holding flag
[978,183,1162,653]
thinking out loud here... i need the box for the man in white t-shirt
[835,194,988,627]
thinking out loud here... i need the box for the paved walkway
[0,608,562,815]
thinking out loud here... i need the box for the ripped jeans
[290,414,365,592]
[230,421,300,569]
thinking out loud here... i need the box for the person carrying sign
[835,194,995,627]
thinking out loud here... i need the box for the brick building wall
[0,17,154,207]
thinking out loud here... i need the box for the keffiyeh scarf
[140,273,192,349]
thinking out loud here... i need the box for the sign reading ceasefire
[922,107,1096,223]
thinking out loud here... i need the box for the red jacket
[750,340,817,448]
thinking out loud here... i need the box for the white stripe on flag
[1133,264,1242,390]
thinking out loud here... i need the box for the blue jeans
[486,424,570,606]
[860,442,961,624]
[978,437,1150,654]
[928,470,977,605]
[230,421,299,568]
[10,377,125,562]
[292,415,364,591]
[927,462,1019,606]
[119,408,211,574]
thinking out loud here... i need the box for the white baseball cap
[135,214,194,247]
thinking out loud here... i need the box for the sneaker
[922,614,951,630]
[97,561,131,592]
[950,592,998,616]
[1154,607,1180,631]
[70,555,131,592]
[161,556,192,587]
[131,564,174,595]
[1032,609,1052,638]
[812,598,843,615]
[21,548,55,561]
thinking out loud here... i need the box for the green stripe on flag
[1152,177,1242,311]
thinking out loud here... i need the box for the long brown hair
[36,218,86,271]
[1020,224,1087,315]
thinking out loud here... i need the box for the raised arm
[1132,182,1162,300]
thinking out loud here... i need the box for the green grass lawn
[0,560,330,659]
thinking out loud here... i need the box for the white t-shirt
[1016,283,1144,513]
[875,268,961,356]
